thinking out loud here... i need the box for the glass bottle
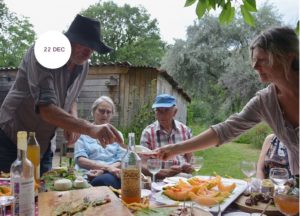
[27,132,40,183]
[121,133,141,204]
[10,131,35,216]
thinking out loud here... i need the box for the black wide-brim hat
[65,14,112,54]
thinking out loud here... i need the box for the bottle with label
[27,132,40,184]
[10,131,35,216]
[121,133,141,204]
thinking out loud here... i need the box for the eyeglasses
[98,109,112,115]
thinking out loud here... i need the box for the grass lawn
[192,142,260,179]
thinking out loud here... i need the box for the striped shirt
[140,120,192,165]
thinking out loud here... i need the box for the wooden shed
[0,63,191,146]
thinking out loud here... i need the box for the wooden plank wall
[157,75,188,124]
[0,66,190,150]
[119,67,158,127]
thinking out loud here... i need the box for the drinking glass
[190,156,204,175]
[240,160,256,193]
[147,159,162,183]
[269,168,289,192]
[0,196,14,216]
[274,189,299,216]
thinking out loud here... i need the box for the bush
[120,103,155,145]
[234,123,273,148]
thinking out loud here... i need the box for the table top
[0,178,283,216]
[38,186,133,216]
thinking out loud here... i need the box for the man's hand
[64,130,80,146]
[158,166,182,178]
[89,123,124,147]
[181,163,194,174]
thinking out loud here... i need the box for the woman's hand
[87,169,104,181]
[107,166,121,178]
[155,144,179,160]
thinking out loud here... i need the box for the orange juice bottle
[121,133,141,204]
[27,132,40,185]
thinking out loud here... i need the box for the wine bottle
[121,133,141,204]
[10,131,35,216]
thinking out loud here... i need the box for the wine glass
[273,188,299,216]
[147,159,162,184]
[0,196,15,216]
[269,168,289,192]
[240,160,256,193]
[190,156,204,175]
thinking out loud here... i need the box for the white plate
[224,213,267,216]
[153,175,247,213]
[152,182,175,191]
[0,178,10,181]
[163,176,187,184]
[141,189,152,198]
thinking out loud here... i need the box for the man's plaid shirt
[140,119,192,165]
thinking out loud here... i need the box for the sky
[4,0,299,44]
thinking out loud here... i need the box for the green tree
[161,2,282,125]
[0,0,35,67]
[185,0,299,34]
[81,1,166,67]
[185,0,257,26]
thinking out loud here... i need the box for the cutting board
[38,186,133,216]
[235,195,284,216]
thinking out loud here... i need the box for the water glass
[0,196,15,216]
[147,159,162,183]
[190,156,204,174]
[240,160,256,193]
[269,168,289,192]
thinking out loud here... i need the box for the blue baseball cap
[152,94,176,108]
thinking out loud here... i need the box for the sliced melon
[163,188,190,201]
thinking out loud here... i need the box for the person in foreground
[74,96,125,189]
[0,14,123,174]
[256,134,291,179]
[140,94,194,179]
[155,27,299,176]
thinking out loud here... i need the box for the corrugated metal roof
[0,62,191,102]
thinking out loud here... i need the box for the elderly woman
[155,27,299,177]
[74,96,126,188]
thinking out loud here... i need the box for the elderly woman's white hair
[91,96,115,117]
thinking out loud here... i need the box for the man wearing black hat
[0,15,123,175]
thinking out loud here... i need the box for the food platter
[235,195,283,216]
[153,175,247,213]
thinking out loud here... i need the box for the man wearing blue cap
[140,94,194,178]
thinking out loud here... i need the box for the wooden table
[38,186,133,216]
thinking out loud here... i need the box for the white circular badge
[34,31,71,69]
